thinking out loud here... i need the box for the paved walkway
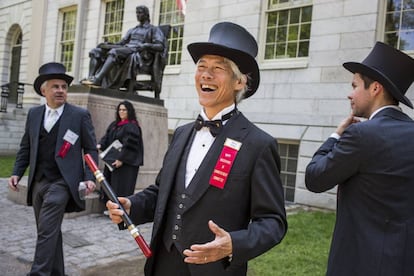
[0,178,309,276]
[0,178,151,276]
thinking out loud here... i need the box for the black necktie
[194,109,237,137]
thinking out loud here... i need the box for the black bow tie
[194,109,237,137]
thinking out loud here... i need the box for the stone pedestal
[68,85,168,190]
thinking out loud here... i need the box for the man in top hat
[305,42,414,275]
[8,62,98,275]
[106,22,287,275]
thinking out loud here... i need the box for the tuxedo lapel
[31,106,45,142]
[56,104,72,152]
[185,113,250,210]
[153,124,195,227]
[162,125,195,187]
[29,105,46,168]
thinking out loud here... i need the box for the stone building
[1,0,413,209]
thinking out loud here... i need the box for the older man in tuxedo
[107,22,287,276]
[9,62,98,276]
[306,42,414,275]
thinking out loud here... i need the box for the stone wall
[0,107,27,155]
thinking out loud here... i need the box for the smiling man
[106,22,287,276]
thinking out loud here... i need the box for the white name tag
[63,129,79,145]
[224,138,242,151]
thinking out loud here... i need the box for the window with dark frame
[278,142,299,202]
[264,0,313,60]
[102,0,125,43]
[60,8,77,72]
[159,0,185,66]
[384,0,414,51]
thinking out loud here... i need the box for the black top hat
[343,42,414,108]
[33,62,74,96]
[187,22,260,99]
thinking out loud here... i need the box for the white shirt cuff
[330,133,340,140]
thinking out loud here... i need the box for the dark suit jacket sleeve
[127,125,184,225]
[12,108,33,177]
[128,173,160,224]
[305,124,365,193]
[230,137,287,264]
[126,125,185,225]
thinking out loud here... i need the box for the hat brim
[187,42,260,98]
[34,74,74,96]
[343,62,413,108]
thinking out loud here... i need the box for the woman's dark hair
[115,100,137,122]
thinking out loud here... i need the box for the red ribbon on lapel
[209,138,242,189]
[58,141,71,158]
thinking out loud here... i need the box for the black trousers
[29,178,70,276]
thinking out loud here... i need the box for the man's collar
[200,104,236,121]
[45,104,65,116]
[369,105,402,120]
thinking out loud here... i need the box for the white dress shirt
[185,104,235,188]
[44,104,64,132]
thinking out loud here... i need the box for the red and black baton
[84,153,152,258]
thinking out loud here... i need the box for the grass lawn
[0,155,17,177]
[248,210,335,276]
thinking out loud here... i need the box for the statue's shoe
[81,78,94,85]
[81,78,101,87]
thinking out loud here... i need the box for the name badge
[209,138,242,189]
[63,129,79,145]
[58,129,79,158]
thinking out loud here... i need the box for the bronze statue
[82,5,167,97]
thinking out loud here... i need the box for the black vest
[34,117,63,181]
[162,132,197,253]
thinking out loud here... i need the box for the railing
[0,82,27,112]
[0,83,9,112]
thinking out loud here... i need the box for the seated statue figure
[82,5,166,91]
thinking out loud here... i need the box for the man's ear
[236,76,247,89]
[370,81,383,94]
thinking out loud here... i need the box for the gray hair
[224,58,249,104]
[40,80,48,91]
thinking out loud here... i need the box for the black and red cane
[84,153,153,258]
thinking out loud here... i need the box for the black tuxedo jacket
[13,103,98,212]
[129,112,287,275]
[306,108,414,276]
